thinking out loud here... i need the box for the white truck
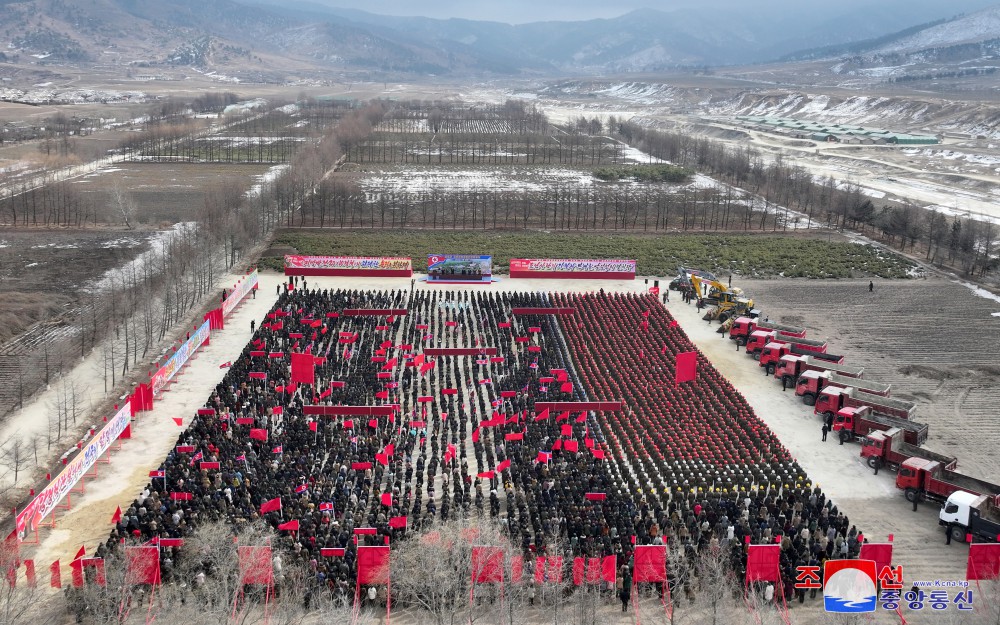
[938,491,1000,544]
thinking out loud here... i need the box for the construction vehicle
[832,406,928,446]
[796,370,890,405]
[938,491,1000,543]
[774,354,863,386]
[669,267,717,292]
[814,386,915,421]
[729,316,806,342]
[860,427,955,471]
[690,275,754,323]
[748,331,836,359]
[896,457,1000,504]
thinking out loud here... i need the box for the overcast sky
[299,0,999,23]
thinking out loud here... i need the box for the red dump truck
[729,316,807,342]
[832,406,929,446]
[796,370,891,405]
[774,354,863,386]
[860,427,955,471]
[757,342,845,373]
[746,331,834,358]
[896,456,1000,504]
[814,386,916,421]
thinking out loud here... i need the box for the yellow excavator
[690,275,754,324]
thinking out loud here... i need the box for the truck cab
[831,406,865,441]
[896,457,938,501]
[795,370,825,405]
[758,342,790,373]
[774,354,804,387]
[859,430,887,464]
[729,317,756,344]
[939,491,1000,544]
[814,386,846,417]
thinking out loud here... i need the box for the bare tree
[0,435,31,484]
[111,179,137,230]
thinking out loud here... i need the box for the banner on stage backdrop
[284,255,412,277]
[151,320,210,395]
[509,259,636,280]
[427,255,492,283]
[222,269,258,318]
[16,403,131,539]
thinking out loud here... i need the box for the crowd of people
[95,283,863,610]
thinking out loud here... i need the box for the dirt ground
[70,162,274,224]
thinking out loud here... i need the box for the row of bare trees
[296,183,789,233]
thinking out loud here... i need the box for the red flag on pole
[259,497,281,514]
[278,520,300,532]
[111,505,122,524]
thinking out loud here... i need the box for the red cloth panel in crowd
[967,544,1000,581]
[471,546,505,584]
[745,545,782,583]
[357,546,391,585]
[423,347,499,356]
[343,309,409,316]
[238,546,273,585]
[290,352,316,385]
[304,405,398,416]
[675,351,698,383]
[633,545,667,582]
[534,402,622,412]
[859,543,893,578]
[125,547,160,585]
[510,308,576,315]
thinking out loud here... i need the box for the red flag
[259,497,281,514]
[472,428,480,443]
[172,417,183,426]
[272,446,283,454]
[497,459,511,472]
[560,382,572,393]
[505,432,523,441]
[149,470,165,478]
[249,428,268,441]
[380,493,393,507]
[375,453,389,466]
[50,561,61,588]
[591,448,606,460]
[602,555,617,583]
[389,516,407,529]
[321,548,346,557]
[534,408,550,422]
[73,546,86,561]
[277,520,300,532]
[573,557,585,585]
[585,492,606,501]
[111,505,122,524]
[477,471,495,479]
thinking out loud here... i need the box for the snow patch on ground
[246,164,289,199]
[223,98,268,114]
[956,280,1000,307]
[85,223,196,292]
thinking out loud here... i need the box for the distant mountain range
[0,0,997,80]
